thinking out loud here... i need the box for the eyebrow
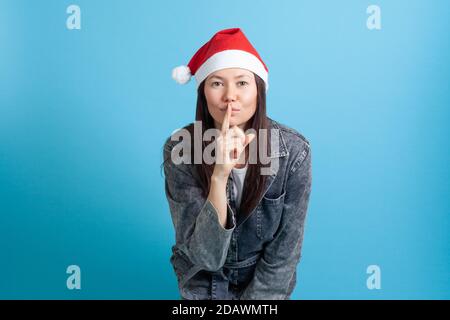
[208,74,251,80]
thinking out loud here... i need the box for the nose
[224,85,237,103]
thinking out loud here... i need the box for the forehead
[207,68,254,79]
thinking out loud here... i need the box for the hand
[212,102,256,179]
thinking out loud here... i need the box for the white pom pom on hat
[171,65,192,84]
[171,28,269,91]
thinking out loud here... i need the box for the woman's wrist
[211,169,230,183]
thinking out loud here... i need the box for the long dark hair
[192,73,270,218]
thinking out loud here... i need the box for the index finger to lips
[221,103,232,134]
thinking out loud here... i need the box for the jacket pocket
[256,191,286,240]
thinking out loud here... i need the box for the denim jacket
[163,117,312,300]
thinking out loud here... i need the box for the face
[204,68,258,130]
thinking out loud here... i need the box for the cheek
[204,90,222,121]
[241,90,257,112]
[205,88,221,105]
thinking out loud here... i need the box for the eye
[211,81,223,87]
[237,81,248,86]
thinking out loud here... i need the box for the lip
[220,107,241,112]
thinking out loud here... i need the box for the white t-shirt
[231,164,248,210]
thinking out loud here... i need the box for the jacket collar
[267,117,289,158]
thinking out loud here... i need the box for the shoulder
[163,122,195,153]
[162,122,197,181]
[268,117,311,154]
[267,117,311,173]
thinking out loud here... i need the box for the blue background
[1,0,449,299]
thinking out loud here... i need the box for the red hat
[172,28,269,91]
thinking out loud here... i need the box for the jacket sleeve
[163,142,236,272]
[240,143,312,299]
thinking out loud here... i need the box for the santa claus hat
[172,28,269,91]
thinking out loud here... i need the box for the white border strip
[194,50,269,91]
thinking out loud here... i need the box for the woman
[163,28,312,300]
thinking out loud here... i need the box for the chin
[229,119,243,127]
